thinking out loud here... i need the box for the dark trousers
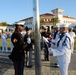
[13,60,25,75]
[44,43,49,61]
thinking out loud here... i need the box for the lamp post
[33,0,42,75]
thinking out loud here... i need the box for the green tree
[40,18,44,26]
[2,22,8,26]
[50,17,59,26]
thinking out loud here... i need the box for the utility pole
[33,0,42,75]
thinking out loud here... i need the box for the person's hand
[46,42,51,47]
[48,48,51,52]
[48,48,53,56]
[13,38,18,43]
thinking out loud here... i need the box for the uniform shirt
[1,34,7,44]
[24,32,32,51]
[50,31,60,49]
[68,31,75,43]
[68,31,75,53]
[10,31,26,61]
[51,33,72,63]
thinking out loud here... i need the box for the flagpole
[33,0,42,75]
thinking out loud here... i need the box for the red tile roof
[63,16,76,19]
[0,23,2,26]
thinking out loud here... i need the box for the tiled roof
[0,23,2,26]
[63,16,76,19]
[19,13,54,21]
[18,13,76,22]
[40,13,54,16]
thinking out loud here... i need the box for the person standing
[48,24,72,75]
[50,25,60,67]
[24,27,33,68]
[41,26,51,61]
[8,24,27,75]
[68,27,75,53]
[9,28,14,52]
[1,31,8,52]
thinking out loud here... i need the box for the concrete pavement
[0,50,76,75]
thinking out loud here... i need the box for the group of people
[1,23,75,75]
[42,24,75,75]
[0,28,14,52]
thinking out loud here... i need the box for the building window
[5,29,7,32]
[9,29,11,31]
[44,19,45,21]
[64,21,65,23]
[47,19,48,21]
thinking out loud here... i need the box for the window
[44,19,45,21]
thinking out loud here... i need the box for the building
[16,8,76,30]
[0,23,15,33]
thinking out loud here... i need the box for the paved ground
[0,50,76,75]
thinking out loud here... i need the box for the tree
[40,18,44,26]
[50,17,59,26]
[2,22,8,26]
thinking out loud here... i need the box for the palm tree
[50,17,59,26]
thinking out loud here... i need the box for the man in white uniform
[1,31,8,52]
[48,24,72,75]
[68,27,75,53]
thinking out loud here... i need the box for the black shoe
[26,65,33,68]
[54,63,59,67]
[47,59,49,61]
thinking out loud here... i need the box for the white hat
[53,24,59,28]
[43,26,47,30]
[60,24,68,28]
[11,28,14,30]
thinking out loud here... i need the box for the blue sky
[0,0,76,24]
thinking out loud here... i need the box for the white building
[17,8,76,30]
[0,23,15,33]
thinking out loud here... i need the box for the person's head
[69,27,73,32]
[53,24,60,32]
[25,27,31,34]
[10,28,14,33]
[46,26,50,32]
[15,24,24,32]
[60,24,68,34]
[25,27,29,32]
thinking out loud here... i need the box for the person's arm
[48,37,71,56]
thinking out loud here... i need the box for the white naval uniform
[1,34,8,52]
[9,33,14,52]
[68,31,75,53]
[51,31,60,49]
[49,33,72,75]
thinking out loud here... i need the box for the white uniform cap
[53,24,59,28]
[43,26,47,30]
[60,24,68,28]
[11,28,14,30]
